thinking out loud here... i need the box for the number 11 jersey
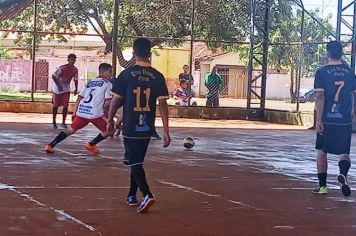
[112,64,169,138]
[314,63,356,125]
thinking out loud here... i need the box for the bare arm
[107,96,123,133]
[159,99,171,147]
[315,91,325,133]
[74,80,79,95]
[103,98,112,111]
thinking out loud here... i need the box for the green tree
[0,47,13,59]
[0,0,249,67]
[269,6,333,102]
[238,1,334,102]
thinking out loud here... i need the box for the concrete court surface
[0,113,355,236]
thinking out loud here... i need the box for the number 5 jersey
[111,63,169,138]
[76,77,113,119]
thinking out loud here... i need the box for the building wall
[151,48,190,79]
[0,60,31,91]
[266,74,314,99]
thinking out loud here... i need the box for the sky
[304,0,342,26]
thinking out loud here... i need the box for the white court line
[32,143,84,157]
[158,180,221,197]
[16,186,176,190]
[228,200,264,211]
[0,182,102,235]
[158,180,266,210]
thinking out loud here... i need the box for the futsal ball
[183,137,195,149]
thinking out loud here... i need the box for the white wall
[266,73,314,99]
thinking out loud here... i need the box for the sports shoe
[84,143,100,154]
[53,123,58,129]
[45,145,54,153]
[152,132,161,140]
[137,194,156,213]
[337,174,351,197]
[60,123,68,129]
[311,185,328,195]
[127,196,138,206]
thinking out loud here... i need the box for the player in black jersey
[108,37,171,213]
[312,41,356,197]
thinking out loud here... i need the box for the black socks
[339,160,351,177]
[89,134,105,146]
[49,131,68,147]
[318,173,327,187]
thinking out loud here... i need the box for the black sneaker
[53,123,58,129]
[337,174,351,197]
[152,132,161,140]
[60,123,68,129]
[127,195,138,206]
[137,194,155,213]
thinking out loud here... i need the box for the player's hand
[163,131,171,147]
[107,120,115,133]
[74,89,78,96]
[316,121,324,134]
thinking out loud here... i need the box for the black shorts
[315,124,352,155]
[123,138,151,166]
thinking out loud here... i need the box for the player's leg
[84,117,113,154]
[45,126,77,153]
[315,150,328,191]
[45,116,88,153]
[61,92,70,129]
[337,154,351,197]
[127,170,139,206]
[312,127,328,194]
[336,124,352,196]
[52,107,58,129]
[123,138,155,213]
[52,93,59,129]
[132,163,156,213]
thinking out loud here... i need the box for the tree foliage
[238,0,334,101]
[0,0,249,67]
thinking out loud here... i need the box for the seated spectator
[173,80,197,106]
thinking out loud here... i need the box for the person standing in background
[51,54,79,129]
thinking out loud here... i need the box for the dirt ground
[0,113,355,236]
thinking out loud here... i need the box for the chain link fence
[0,0,339,113]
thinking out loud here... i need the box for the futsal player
[45,63,114,154]
[107,37,171,213]
[312,41,356,197]
[51,54,79,129]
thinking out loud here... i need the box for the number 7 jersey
[314,63,356,125]
[76,77,112,119]
[111,64,169,138]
